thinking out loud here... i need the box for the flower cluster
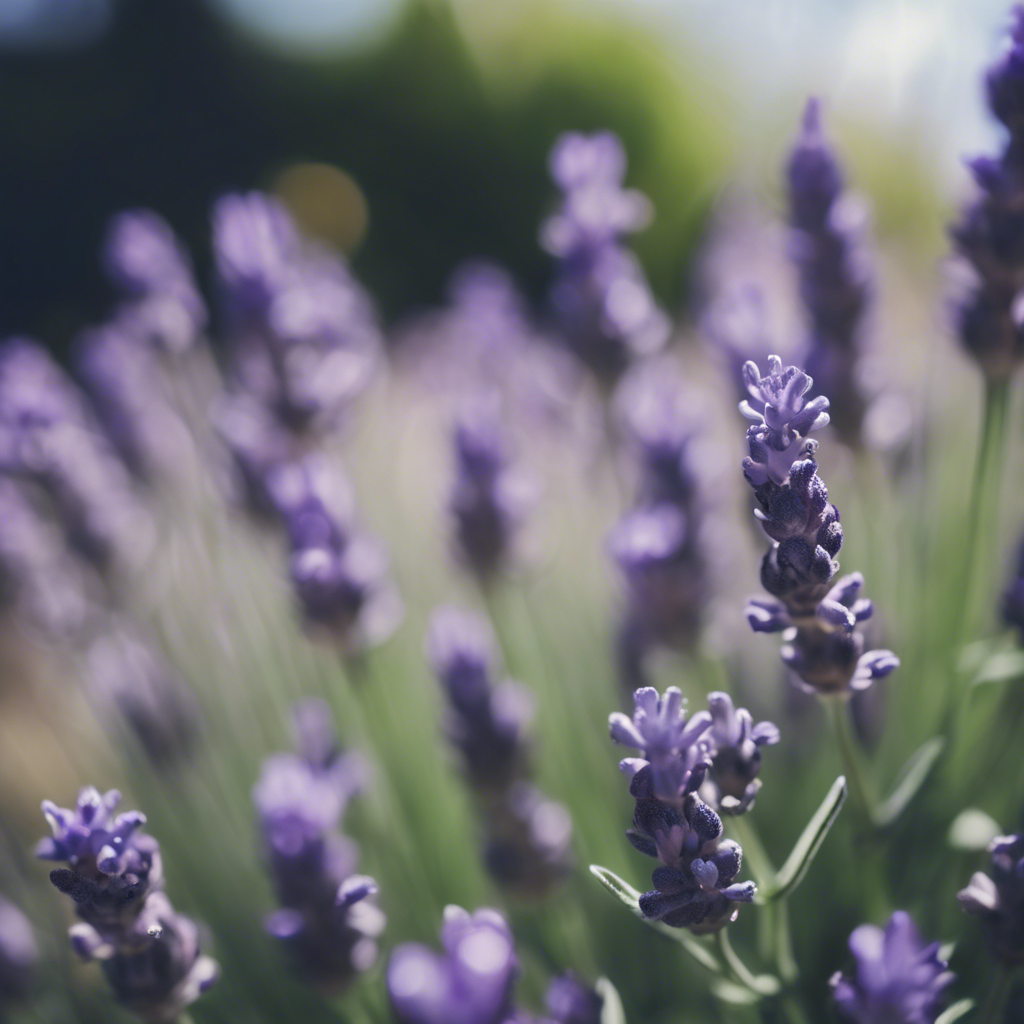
[268,455,401,654]
[449,395,533,583]
[958,833,1024,964]
[541,131,669,385]
[740,357,898,694]
[609,687,759,931]
[427,606,572,897]
[950,8,1024,381]
[786,99,872,443]
[387,905,603,1024]
[0,896,37,1006]
[610,361,707,686]
[37,787,218,1021]
[252,699,385,990]
[830,912,954,1024]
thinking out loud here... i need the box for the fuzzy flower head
[986,6,1024,133]
[740,355,831,487]
[388,906,517,1024]
[959,833,1024,964]
[831,911,954,1024]
[787,99,844,232]
[701,692,780,815]
[609,686,713,804]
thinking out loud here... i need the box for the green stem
[728,814,777,966]
[779,992,811,1024]
[823,698,874,825]
[977,963,1016,1024]
[774,898,799,986]
[716,928,763,993]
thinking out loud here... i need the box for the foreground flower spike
[958,833,1024,964]
[253,699,385,990]
[701,692,780,815]
[950,8,1024,380]
[103,209,207,355]
[541,131,669,385]
[37,787,218,1021]
[0,895,38,1005]
[269,455,402,655]
[609,686,756,933]
[449,396,531,583]
[387,906,518,1024]
[830,911,954,1024]
[427,606,572,896]
[740,357,898,694]
[787,100,872,443]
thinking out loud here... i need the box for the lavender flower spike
[38,787,218,1021]
[958,833,1024,964]
[609,686,713,803]
[950,8,1024,381]
[787,99,872,442]
[740,357,898,694]
[387,906,518,1024]
[701,693,780,815]
[830,911,954,1024]
[253,699,384,991]
[0,895,38,1005]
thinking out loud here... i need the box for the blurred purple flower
[545,972,603,1024]
[1002,531,1024,640]
[253,699,384,990]
[37,787,218,1020]
[0,895,37,1004]
[830,911,953,1024]
[959,833,1024,965]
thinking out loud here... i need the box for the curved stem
[823,698,874,825]
[716,927,763,992]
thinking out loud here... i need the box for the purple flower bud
[545,972,603,1024]
[0,896,37,1003]
[254,701,383,990]
[387,906,517,1024]
[38,788,217,1019]
[830,911,954,1024]
[958,833,1024,964]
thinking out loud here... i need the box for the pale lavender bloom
[959,833,1024,964]
[700,692,779,815]
[0,896,37,1003]
[545,972,603,1024]
[541,131,668,384]
[830,912,953,1024]
[38,787,218,1021]
[609,686,712,804]
[387,906,518,1024]
[254,700,384,990]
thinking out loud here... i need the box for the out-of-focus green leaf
[971,650,1024,687]
[873,737,945,828]
[948,809,1002,851]
[764,777,847,903]
[596,977,627,1024]
[710,979,760,1005]
[934,999,974,1024]
[589,865,722,973]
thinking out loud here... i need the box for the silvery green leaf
[934,999,973,1024]
[948,809,1002,851]
[764,776,846,902]
[589,865,722,973]
[873,737,944,828]
[596,977,626,1024]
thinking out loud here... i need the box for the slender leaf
[873,737,945,828]
[971,650,1024,687]
[764,777,847,902]
[934,999,974,1024]
[589,865,723,973]
[596,977,627,1024]
[710,979,760,1005]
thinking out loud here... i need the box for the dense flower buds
[609,687,756,933]
[428,606,572,897]
[542,131,668,385]
[388,906,518,1024]
[740,357,898,694]
[830,911,954,1024]
[37,787,218,1021]
[958,833,1024,964]
[787,100,872,442]
[950,8,1024,380]
[0,896,37,1004]
[253,699,385,990]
